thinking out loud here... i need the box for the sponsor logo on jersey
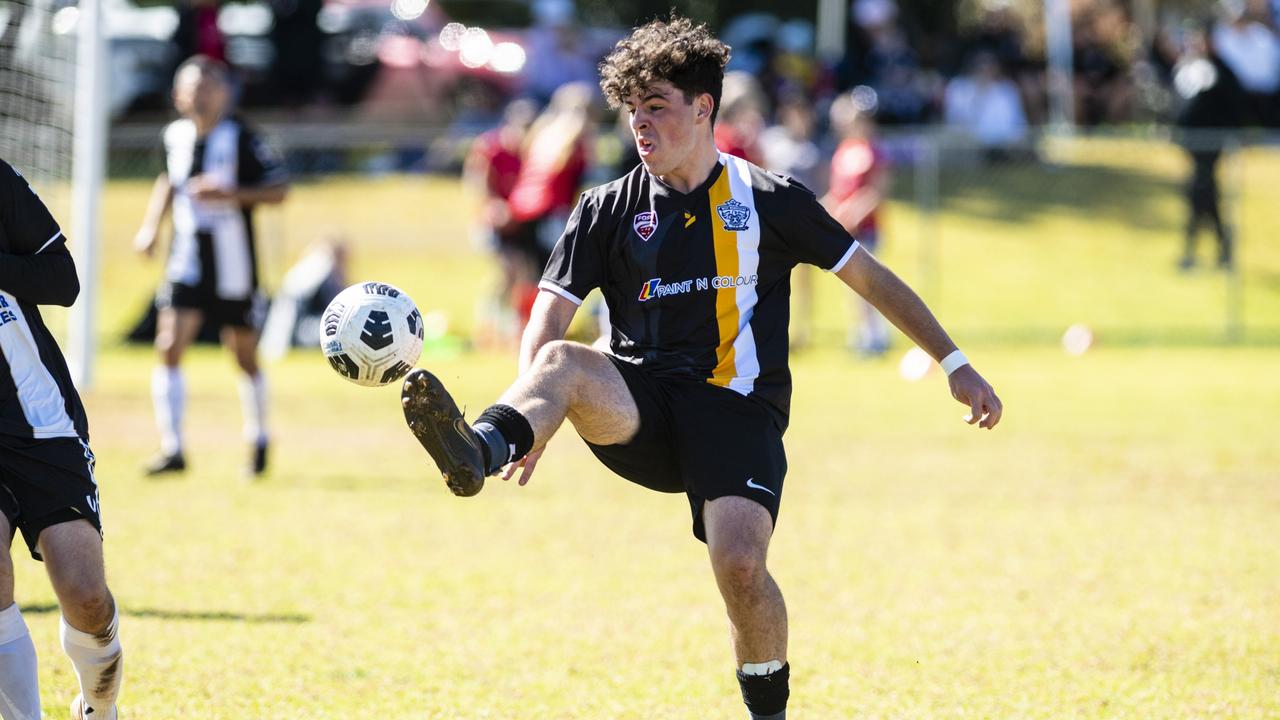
[633,211,658,241]
[638,277,694,302]
[716,198,751,232]
[0,295,18,327]
[638,274,757,302]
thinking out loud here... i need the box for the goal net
[0,0,76,218]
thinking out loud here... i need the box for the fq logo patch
[632,211,658,241]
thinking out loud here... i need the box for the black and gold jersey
[540,153,859,428]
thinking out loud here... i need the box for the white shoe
[71,695,117,720]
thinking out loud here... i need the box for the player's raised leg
[147,306,203,474]
[222,325,270,477]
[39,520,122,720]
[0,513,41,720]
[704,497,790,720]
[402,339,638,496]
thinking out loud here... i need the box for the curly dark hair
[598,14,731,123]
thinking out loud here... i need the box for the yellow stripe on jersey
[708,165,738,387]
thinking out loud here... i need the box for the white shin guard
[60,609,123,717]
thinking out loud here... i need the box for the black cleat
[144,452,186,476]
[248,441,268,478]
[401,369,486,497]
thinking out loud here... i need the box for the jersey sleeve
[538,191,604,305]
[0,159,65,255]
[773,178,859,272]
[237,126,288,187]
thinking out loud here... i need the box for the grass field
[11,138,1280,718]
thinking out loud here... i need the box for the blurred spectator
[1212,0,1280,126]
[944,52,1028,159]
[268,0,324,107]
[822,90,890,355]
[1073,4,1137,125]
[851,0,933,124]
[961,3,1045,124]
[505,83,593,322]
[761,96,823,189]
[760,95,823,349]
[714,71,766,164]
[765,19,827,105]
[521,0,599,105]
[465,99,537,347]
[173,0,226,67]
[1174,23,1246,271]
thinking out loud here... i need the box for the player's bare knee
[533,340,593,380]
[710,544,768,594]
[58,580,113,629]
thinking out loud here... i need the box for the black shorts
[585,356,787,543]
[0,435,102,561]
[157,281,262,329]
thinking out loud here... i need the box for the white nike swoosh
[745,478,775,496]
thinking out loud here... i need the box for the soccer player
[401,17,1002,720]
[134,55,289,477]
[0,159,124,720]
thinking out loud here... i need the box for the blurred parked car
[50,0,178,117]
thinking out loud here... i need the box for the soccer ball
[320,282,424,387]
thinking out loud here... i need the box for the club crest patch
[716,198,751,232]
[633,211,658,241]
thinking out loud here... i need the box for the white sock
[60,609,122,718]
[0,603,40,720]
[151,366,185,456]
[237,372,268,445]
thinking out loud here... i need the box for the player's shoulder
[0,158,34,195]
[578,163,648,219]
[162,118,196,146]
[723,155,820,211]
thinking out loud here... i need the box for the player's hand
[187,175,235,202]
[948,365,1003,429]
[502,446,544,486]
[133,227,158,257]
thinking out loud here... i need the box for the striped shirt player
[0,159,97,541]
[158,113,286,324]
[0,158,126,720]
[138,56,289,477]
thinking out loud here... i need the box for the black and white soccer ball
[320,282,424,387]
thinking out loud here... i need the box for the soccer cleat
[143,452,186,476]
[400,369,485,497]
[247,441,269,478]
[71,694,117,720]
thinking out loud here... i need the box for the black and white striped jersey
[0,159,87,440]
[162,115,286,299]
[540,154,859,429]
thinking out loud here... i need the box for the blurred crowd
[84,0,1269,137]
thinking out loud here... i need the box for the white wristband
[939,350,969,376]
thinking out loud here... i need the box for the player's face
[625,82,712,177]
[173,68,229,125]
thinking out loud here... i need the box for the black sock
[472,404,534,475]
[737,663,789,720]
